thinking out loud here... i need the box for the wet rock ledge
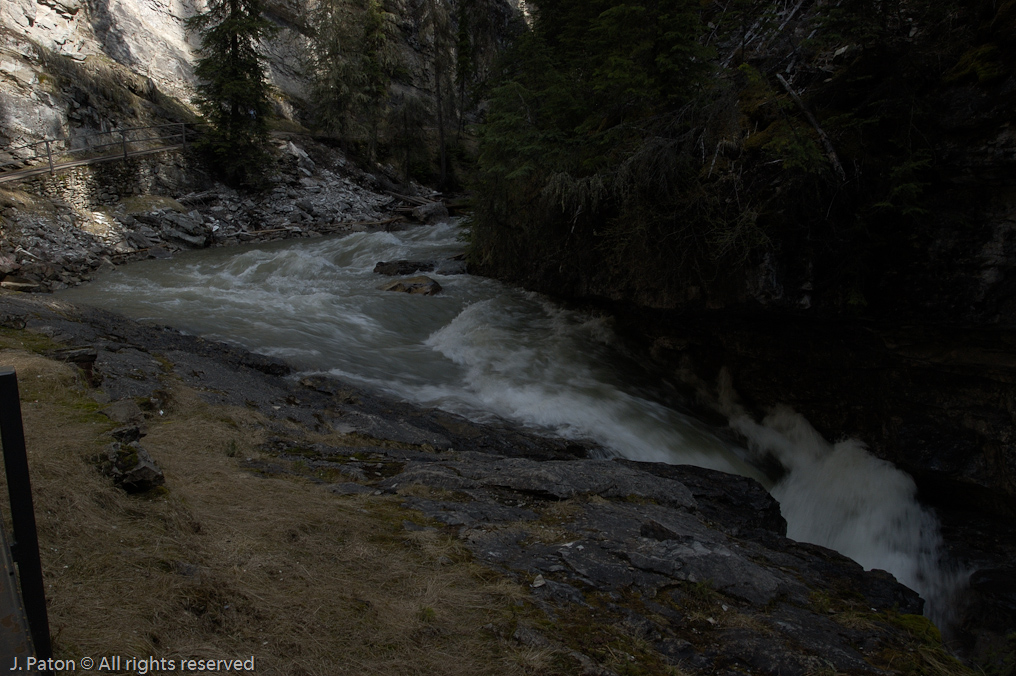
[0,290,969,676]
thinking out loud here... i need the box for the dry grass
[0,339,544,675]
[0,187,58,218]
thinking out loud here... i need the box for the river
[58,221,962,625]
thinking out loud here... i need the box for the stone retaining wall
[18,148,210,209]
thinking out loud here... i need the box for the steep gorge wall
[0,0,311,150]
[0,0,527,155]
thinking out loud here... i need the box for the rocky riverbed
[0,290,971,676]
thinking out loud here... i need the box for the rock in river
[412,202,449,224]
[379,275,442,296]
[373,260,435,276]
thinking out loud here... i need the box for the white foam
[727,404,964,625]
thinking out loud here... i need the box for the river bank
[0,136,422,293]
[0,136,1012,670]
[0,289,973,676]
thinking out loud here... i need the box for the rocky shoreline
[0,290,967,676]
[0,137,427,293]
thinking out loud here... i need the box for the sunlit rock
[379,275,442,296]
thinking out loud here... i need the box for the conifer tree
[308,0,359,144]
[389,93,433,181]
[424,0,455,189]
[471,0,716,279]
[187,0,276,188]
[454,0,475,136]
[360,0,398,162]
[309,0,397,162]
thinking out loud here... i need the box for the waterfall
[58,222,963,623]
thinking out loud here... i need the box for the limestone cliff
[0,0,527,152]
[1,0,304,150]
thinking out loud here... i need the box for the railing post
[181,122,187,146]
[0,370,52,662]
[121,130,128,159]
[44,140,53,175]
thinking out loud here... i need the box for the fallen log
[776,74,847,182]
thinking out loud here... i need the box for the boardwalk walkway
[0,123,197,185]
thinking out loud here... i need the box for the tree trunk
[435,60,447,189]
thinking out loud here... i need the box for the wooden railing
[0,122,203,184]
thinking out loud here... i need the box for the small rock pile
[94,424,165,493]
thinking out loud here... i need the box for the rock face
[0,0,525,155]
[634,312,1016,520]
[373,260,435,276]
[378,454,927,674]
[0,0,309,126]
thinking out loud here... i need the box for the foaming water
[59,222,958,621]
[725,403,963,626]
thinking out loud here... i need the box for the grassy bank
[0,331,547,675]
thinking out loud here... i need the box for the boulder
[161,226,207,248]
[95,441,165,493]
[162,211,203,236]
[37,0,81,18]
[434,258,467,275]
[100,399,145,425]
[110,425,144,443]
[285,142,316,174]
[126,230,156,249]
[0,254,20,275]
[412,202,449,224]
[379,275,442,296]
[373,260,435,276]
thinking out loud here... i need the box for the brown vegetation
[0,335,545,675]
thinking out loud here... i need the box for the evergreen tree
[309,0,397,162]
[470,0,718,284]
[187,0,276,188]
[424,0,455,189]
[454,0,475,136]
[308,0,360,144]
[359,0,398,162]
[389,93,433,181]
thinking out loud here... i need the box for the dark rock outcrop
[378,452,925,673]
[411,202,449,224]
[629,311,1016,520]
[373,260,435,276]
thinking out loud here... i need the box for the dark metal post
[0,370,52,661]
[121,131,128,159]
[181,122,187,146]
[44,141,53,175]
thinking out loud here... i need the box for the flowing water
[58,221,961,623]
